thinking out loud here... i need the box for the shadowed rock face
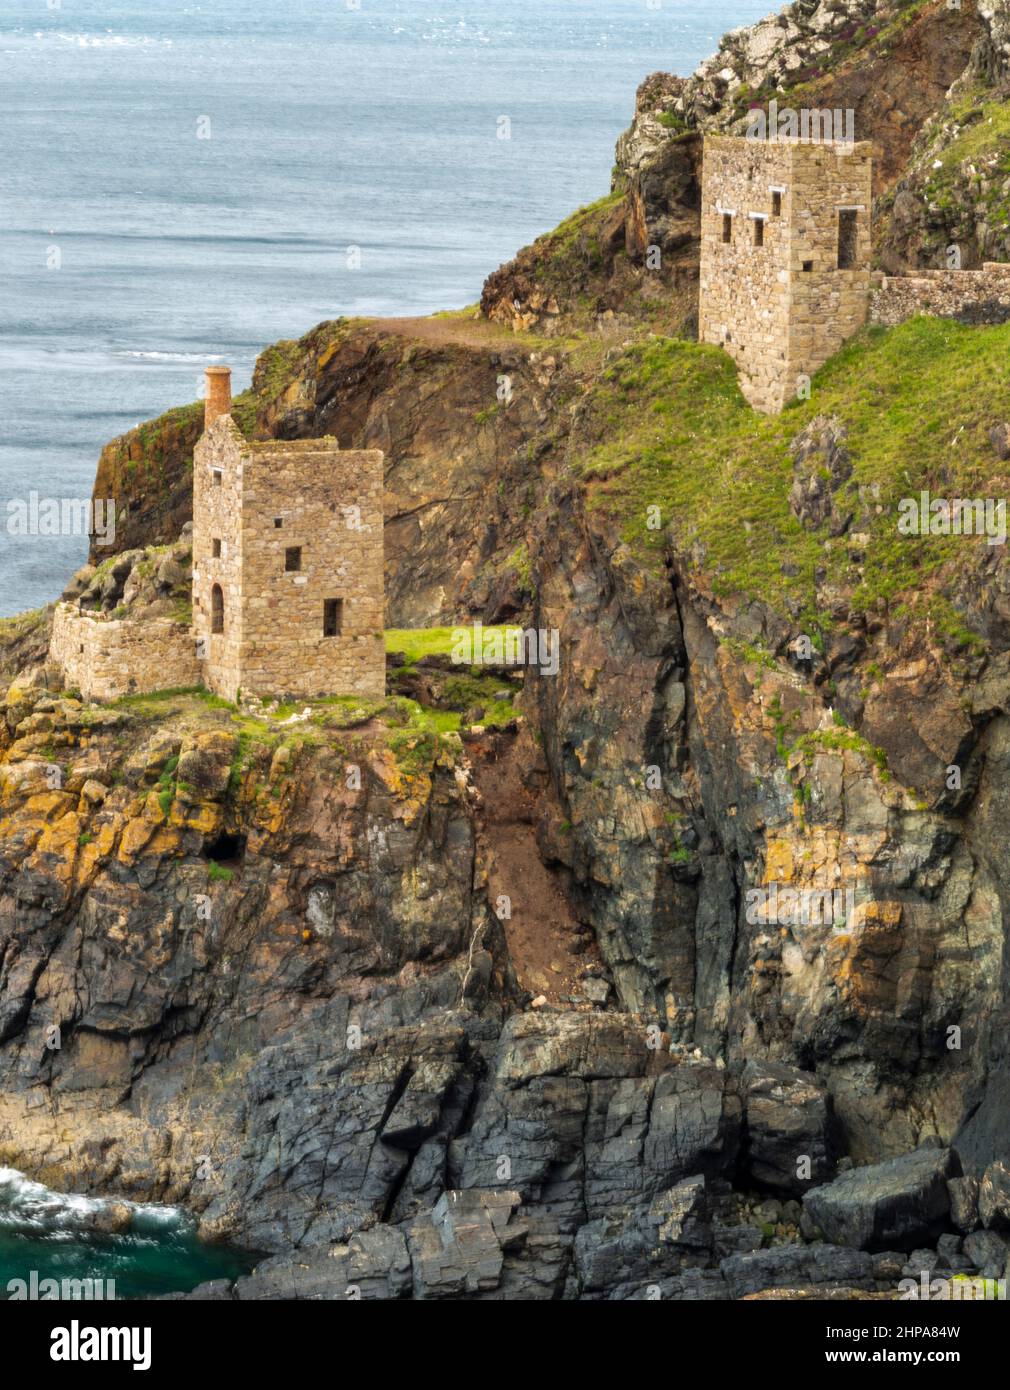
[804,1145,959,1251]
[0,666,756,1297]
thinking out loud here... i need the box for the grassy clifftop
[76,298,1010,670]
[573,316,1010,657]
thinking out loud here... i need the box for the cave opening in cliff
[202,830,247,865]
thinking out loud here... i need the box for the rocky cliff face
[18,375,1010,1296]
[876,2,1010,269]
[8,0,1010,1299]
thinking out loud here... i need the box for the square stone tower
[192,367,385,702]
[698,134,873,413]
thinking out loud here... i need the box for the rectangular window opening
[802,260,814,273]
[722,213,732,244]
[772,191,782,217]
[753,218,764,248]
[274,518,283,528]
[323,598,343,637]
[837,209,858,270]
[212,538,221,558]
[284,546,302,573]
[212,470,222,488]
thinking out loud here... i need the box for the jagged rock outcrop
[741,1059,836,1196]
[789,415,854,535]
[602,0,982,291]
[875,3,1010,268]
[804,1145,959,1250]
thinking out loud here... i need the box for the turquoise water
[0,0,773,614]
[0,1168,255,1300]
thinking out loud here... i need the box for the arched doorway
[211,583,224,635]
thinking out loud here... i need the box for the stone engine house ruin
[51,367,386,703]
[698,134,1010,414]
[192,368,385,702]
[699,134,873,414]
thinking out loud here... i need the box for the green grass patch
[793,727,890,781]
[573,317,1010,645]
[384,625,523,665]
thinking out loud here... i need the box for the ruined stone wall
[49,603,200,703]
[54,417,384,707]
[237,438,385,701]
[870,264,1010,328]
[192,418,245,702]
[699,136,872,413]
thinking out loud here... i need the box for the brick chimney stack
[204,365,232,430]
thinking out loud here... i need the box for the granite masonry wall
[193,418,385,702]
[870,264,1010,328]
[699,136,795,412]
[50,603,200,704]
[699,135,873,413]
[192,417,244,701]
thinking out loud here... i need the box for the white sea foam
[34,31,174,50]
[115,351,224,363]
[0,1166,188,1236]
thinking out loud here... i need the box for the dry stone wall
[870,264,1010,328]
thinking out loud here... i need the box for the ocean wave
[32,31,174,50]
[114,350,224,363]
[419,18,499,45]
[0,1167,190,1239]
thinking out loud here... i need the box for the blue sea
[0,0,772,615]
